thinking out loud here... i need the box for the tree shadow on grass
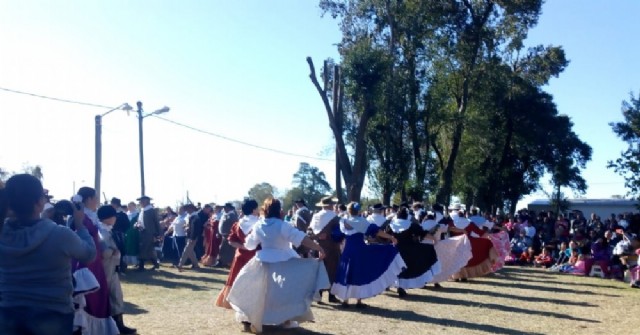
[495,267,558,278]
[121,269,222,291]
[405,294,599,323]
[259,324,335,335]
[434,286,598,307]
[465,278,621,297]
[123,301,148,315]
[331,304,545,335]
[488,273,626,290]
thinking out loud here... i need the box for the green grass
[120,264,640,335]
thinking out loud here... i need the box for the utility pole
[94,103,131,204]
[95,115,102,202]
[137,101,146,197]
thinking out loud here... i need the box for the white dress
[227,218,330,333]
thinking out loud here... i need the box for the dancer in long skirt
[330,202,405,308]
[227,198,329,334]
[450,211,498,281]
[215,199,260,309]
[71,188,119,335]
[422,208,473,285]
[388,207,440,297]
[200,214,222,266]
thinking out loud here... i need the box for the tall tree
[307,37,389,201]
[247,182,276,207]
[291,162,333,207]
[608,92,640,199]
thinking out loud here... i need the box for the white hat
[43,203,54,212]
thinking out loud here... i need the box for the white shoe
[283,321,299,329]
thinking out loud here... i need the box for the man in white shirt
[165,205,188,266]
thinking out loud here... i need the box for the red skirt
[201,223,221,266]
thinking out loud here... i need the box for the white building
[527,199,638,219]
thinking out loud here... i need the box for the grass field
[120,264,640,335]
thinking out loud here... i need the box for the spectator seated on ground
[567,254,587,275]
[510,230,532,256]
[534,247,553,268]
[551,249,580,273]
[518,247,535,266]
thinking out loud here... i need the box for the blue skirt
[331,233,405,300]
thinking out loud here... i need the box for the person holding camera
[0,174,97,335]
[97,205,137,334]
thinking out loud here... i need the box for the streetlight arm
[101,103,133,117]
[142,106,170,118]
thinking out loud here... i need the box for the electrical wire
[0,86,114,109]
[0,86,335,162]
[152,115,334,161]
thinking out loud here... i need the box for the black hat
[316,196,337,207]
[372,203,386,210]
[432,203,444,212]
[294,198,306,205]
[391,204,399,210]
[97,205,117,220]
[110,197,122,207]
[136,196,152,201]
[224,202,234,209]
[54,200,74,216]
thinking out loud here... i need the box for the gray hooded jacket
[0,218,96,313]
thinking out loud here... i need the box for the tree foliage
[291,162,333,208]
[0,165,44,188]
[312,0,591,213]
[608,92,640,199]
[247,182,276,208]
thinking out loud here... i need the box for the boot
[114,314,137,334]
[137,260,145,271]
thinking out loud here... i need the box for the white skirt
[427,235,473,283]
[227,257,330,333]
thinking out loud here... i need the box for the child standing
[97,205,137,334]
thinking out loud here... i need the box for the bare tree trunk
[308,57,371,203]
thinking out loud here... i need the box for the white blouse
[245,218,305,263]
[340,216,370,235]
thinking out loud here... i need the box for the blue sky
[0,0,638,208]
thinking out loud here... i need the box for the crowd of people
[2,173,639,334]
[503,210,640,286]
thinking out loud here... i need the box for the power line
[0,86,114,109]
[152,115,334,162]
[0,86,335,162]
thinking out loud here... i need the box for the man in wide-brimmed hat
[136,196,161,270]
[308,195,340,303]
[292,198,313,257]
[216,202,238,267]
